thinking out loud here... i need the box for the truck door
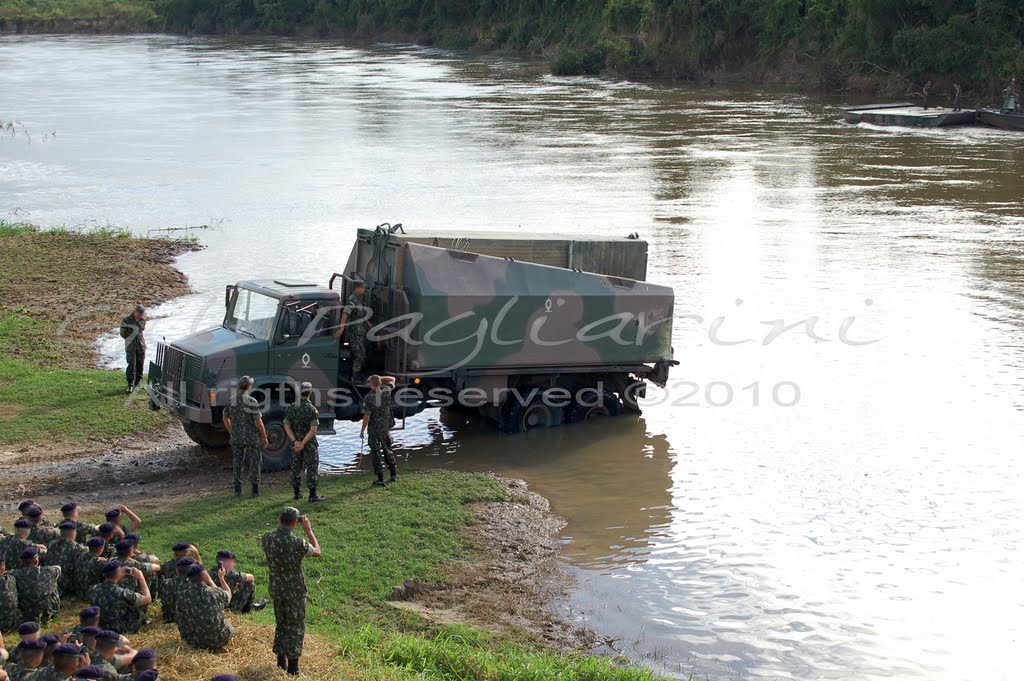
[272,300,340,403]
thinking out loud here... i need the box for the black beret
[86,536,106,548]
[95,630,120,642]
[58,520,76,531]
[18,621,40,635]
[172,542,191,552]
[105,508,122,519]
[176,557,196,568]
[80,626,101,637]
[210,676,241,681]
[18,499,35,511]
[186,564,205,578]
[115,539,134,553]
[19,546,39,560]
[41,633,60,646]
[100,560,121,574]
[74,665,108,679]
[98,522,115,534]
[26,505,43,518]
[53,643,82,658]
[14,518,32,529]
[20,639,47,651]
[136,671,159,681]
[79,606,100,619]
[133,649,157,662]
[125,533,140,543]
[216,550,235,560]
[60,502,78,514]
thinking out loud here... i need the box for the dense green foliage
[2,0,1023,89]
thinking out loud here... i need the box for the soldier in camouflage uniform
[119,305,146,395]
[5,638,46,681]
[335,281,371,381]
[25,508,60,547]
[60,504,98,546]
[222,375,268,498]
[121,535,157,566]
[74,538,108,601]
[93,631,134,681]
[64,606,100,645]
[113,542,159,600]
[9,621,41,663]
[1,520,38,569]
[95,526,119,560]
[207,550,264,614]
[361,374,398,486]
[160,557,193,625]
[158,543,199,597]
[89,562,151,635]
[176,564,234,652]
[11,547,60,623]
[103,508,140,539]
[284,383,323,503]
[0,558,18,632]
[118,648,156,681]
[46,522,86,597]
[262,507,321,676]
[32,642,82,681]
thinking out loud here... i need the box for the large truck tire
[569,389,623,424]
[182,421,230,449]
[260,411,293,473]
[500,391,564,434]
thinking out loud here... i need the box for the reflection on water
[2,34,1023,681]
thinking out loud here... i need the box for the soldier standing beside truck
[222,376,269,499]
[284,382,324,503]
[335,280,371,382]
[361,375,397,487]
[119,305,146,395]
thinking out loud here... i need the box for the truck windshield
[224,288,279,341]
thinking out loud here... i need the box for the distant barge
[976,108,1024,131]
[839,103,977,127]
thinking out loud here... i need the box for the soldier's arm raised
[119,506,141,532]
[134,569,152,606]
[300,516,321,558]
[381,376,396,386]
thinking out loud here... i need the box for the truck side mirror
[225,285,236,309]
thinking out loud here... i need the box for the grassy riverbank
[0,220,197,448]
[30,471,664,680]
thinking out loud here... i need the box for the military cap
[61,502,78,514]
[98,522,115,534]
[58,520,76,531]
[86,536,106,548]
[210,676,240,681]
[133,649,157,662]
[115,539,134,553]
[299,381,313,393]
[18,499,35,512]
[19,639,47,652]
[25,505,43,518]
[19,546,40,561]
[238,375,254,390]
[215,550,235,561]
[95,630,120,642]
[105,509,122,520]
[125,533,140,543]
[172,542,191,552]
[100,560,121,574]
[40,633,60,646]
[135,304,146,314]
[280,506,300,522]
[136,671,159,681]
[186,564,205,578]
[53,643,82,658]
[80,626,101,637]
[18,621,40,635]
[176,556,196,568]
[79,606,100,619]
[14,518,32,529]
[75,666,108,679]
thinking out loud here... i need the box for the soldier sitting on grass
[0,559,19,633]
[160,557,194,625]
[64,606,101,644]
[25,507,60,546]
[47,522,87,598]
[89,562,151,635]
[74,538,108,601]
[60,504,98,546]
[176,564,234,652]
[95,527,119,559]
[207,551,265,614]
[12,548,60,623]
[32,642,85,681]
[8,622,40,663]
[93,630,136,679]
[119,648,157,681]
[0,520,41,569]
[103,508,140,540]
[6,638,46,681]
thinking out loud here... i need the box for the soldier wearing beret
[361,374,398,487]
[95,526,119,560]
[32,642,83,681]
[262,507,321,676]
[64,607,101,645]
[223,375,269,499]
[120,536,156,567]
[89,562,151,635]
[11,547,60,623]
[207,550,264,614]
[336,280,372,382]
[60,505,98,547]
[26,508,60,547]
[104,508,140,540]
[176,564,234,652]
[92,632,128,681]
[47,522,87,597]
[74,538,108,601]
[77,628,101,657]
[0,520,39,569]
[284,383,324,502]
[119,305,146,395]
[17,500,35,519]
[113,543,158,600]
[0,558,18,633]
[6,638,45,681]
[121,648,156,679]
[39,633,59,666]
[8,622,40,663]
[160,557,193,625]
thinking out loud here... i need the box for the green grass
[134,471,664,680]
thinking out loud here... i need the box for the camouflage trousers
[125,347,144,386]
[232,443,262,487]
[228,578,255,612]
[349,334,366,376]
[269,587,306,659]
[183,620,235,652]
[369,429,396,478]
[290,442,319,491]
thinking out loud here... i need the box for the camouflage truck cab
[149,225,676,470]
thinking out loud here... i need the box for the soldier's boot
[233,483,241,498]
[293,485,302,501]
[389,466,398,483]
[251,484,260,498]
[373,476,386,487]
[250,598,267,612]
[287,659,300,676]
[277,656,287,670]
[308,488,326,503]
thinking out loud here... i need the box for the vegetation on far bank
[0,219,196,447]
[3,0,1023,94]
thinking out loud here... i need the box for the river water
[2,35,1022,681]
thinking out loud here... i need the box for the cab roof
[238,279,339,301]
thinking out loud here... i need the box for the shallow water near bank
[2,34,1023,680]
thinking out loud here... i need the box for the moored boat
[976,108,1024,131]
[840,104,976,127]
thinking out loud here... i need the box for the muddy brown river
[3,35,1023,681]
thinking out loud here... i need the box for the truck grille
[157,342,206,406]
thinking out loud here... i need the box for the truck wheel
[569,389,623,424]
[260,413,293,473]
[500,394,562,433]
[182,421,230,449]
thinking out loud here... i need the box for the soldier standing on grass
[262,507,321,677]
[222,376,269,499]
[335,281,371,382]
[284,382,324,503]
[361,374,398,487]
[119,305,146,395]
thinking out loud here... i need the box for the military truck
[147,225,676,471]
